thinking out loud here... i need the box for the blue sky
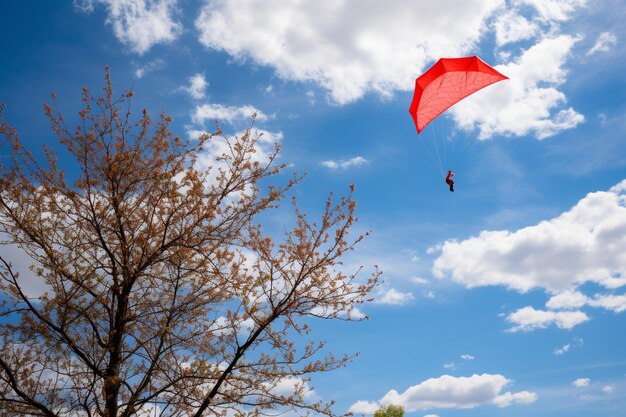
[1,1,625,416]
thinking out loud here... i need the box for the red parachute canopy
[409,56,508,134]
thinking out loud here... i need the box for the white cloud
[493,8,537,46]
[492,390,537,407]
[516,0,587,22]
[376,288,415,306]
[547,291,626,313]
[433,180,626,294]
[546,290,588,309]
[183,73,209,100]
[0,240,50,298]
[602,385,614,394]
[266,376,315,399]
[209,315,255,337]
[588,293,626,313]
[306,90,316,105]
[74,0,96,13]
[412,277,430,285]
[443,363,456,370]
[586,32,618,56]
[349,374,536,412]
[193,1,588,139]
[192,103,268,126]
[348,401,380,415]
[187,127,282,199]
[461,354,475,361]
[554,343,570,355]
[573,378,590,387]
[321,156,368,170]
[77,0,182,54]
[195,0,504,105]
[554,336,583,354]
[506,306,589,332]
[346,306,367,320]
[134,58,165,78]
[451,35,585,139]
[197,128,282,168]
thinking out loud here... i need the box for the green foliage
[374,404,404,417]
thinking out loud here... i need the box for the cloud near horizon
[348,373,536,413]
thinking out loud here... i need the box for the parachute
[408,56,508,183]
[409,56,508,134]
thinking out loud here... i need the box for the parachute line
[409,56,508,178]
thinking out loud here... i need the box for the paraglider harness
[445,171,455,192]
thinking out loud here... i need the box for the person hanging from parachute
[445,170,455,192]
[408,56,508,192]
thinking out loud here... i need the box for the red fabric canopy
[409,56,508,134]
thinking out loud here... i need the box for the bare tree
[0,69,380,417]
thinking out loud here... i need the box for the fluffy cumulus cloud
[183,73,209,100]
[74,1,589,139]
[195,0,504,105]
[433,179,626,329]
[546,290,589,309]
[433,180,626,293]
[547,290,626,313]
[491,390,537,407]
[587,293,626,312]
[448,1,587,139]
[348,374,536,413]
[492,7,537,46]
[506,306,589,332]
[76,0,182,54]
[349,401,380,415]
[194,0,588,139]
[451,35,584,139]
